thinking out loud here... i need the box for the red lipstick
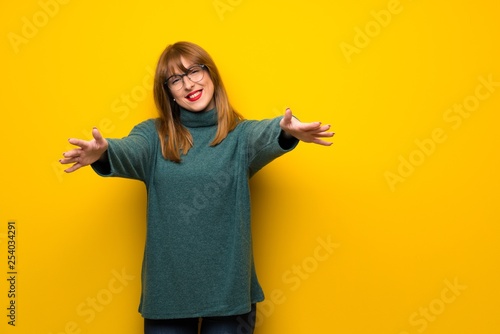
[185,89,203,102]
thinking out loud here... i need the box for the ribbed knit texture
[91,108,298,319]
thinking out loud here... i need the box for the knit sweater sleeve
[244,116,299,177]
[91,119,156,181]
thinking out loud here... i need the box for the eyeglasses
[164,64,207,91]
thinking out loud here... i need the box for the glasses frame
[164,64,207,91]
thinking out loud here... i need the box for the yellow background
[1,0,499,333]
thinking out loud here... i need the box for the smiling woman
[59,41,334,334]
[153,42,241,163]
[165,64,214,108]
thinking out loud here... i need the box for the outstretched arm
[59,128,109,173]
[279,108,334,146]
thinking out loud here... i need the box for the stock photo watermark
[213,0,243,21]
[4,221,17,327]
[178,167,233,224]
[385,74,499,192]
[53,65,155,183]
[7,0,72,55]
[340,0,415,64]
[397,277,467,334]
[177,115,290,224]
[47,267,135,334]
[249,236,340,330]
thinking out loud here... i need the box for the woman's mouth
[185,89,203,102]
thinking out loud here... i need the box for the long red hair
[153,41,244,162]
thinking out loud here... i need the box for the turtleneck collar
[179,108,218,128]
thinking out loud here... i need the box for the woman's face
[168,57,216,113]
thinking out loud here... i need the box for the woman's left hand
[279,108,335,146]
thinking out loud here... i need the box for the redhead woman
[60,41,334,334]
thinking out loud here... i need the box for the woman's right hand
[59,127,109,173]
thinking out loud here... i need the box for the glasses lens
[187,65,204,83]
[167,76,183,90]
[166,65,205,91]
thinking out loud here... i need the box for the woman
[60,41,334,334]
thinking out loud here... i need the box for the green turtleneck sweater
[91,108,298,319]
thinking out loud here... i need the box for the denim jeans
[144,304,256,334]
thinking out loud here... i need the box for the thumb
[92,127,105,145]
[92,127,108,149]
[282,108,293,125]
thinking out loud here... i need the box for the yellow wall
[1,0,499,333]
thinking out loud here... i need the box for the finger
[62,148,82,158]
[299,121,322,132]
[282,108,293,125]
[312,138,333,146]
[64,163,82,173]
[92,127,105,144]
[59,155,82,164]
[59,157,75,165]
[304,125,331,134]
[316,124,332,133]
[314,132,335,138]
[68,137,90,149]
